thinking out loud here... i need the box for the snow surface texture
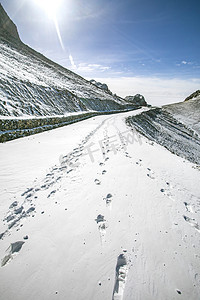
[0,110,200,299]
[126,97,200,165]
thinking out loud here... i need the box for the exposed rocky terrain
[126,92,200,164]
[125,94,147,106]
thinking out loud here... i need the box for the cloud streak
[68,55,111,74]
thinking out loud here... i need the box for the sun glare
[34,0,65,50]
[34,0,63,18]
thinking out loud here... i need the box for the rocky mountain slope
[126,92,200,164]
[0,3,20,41]
[0,4,138,118]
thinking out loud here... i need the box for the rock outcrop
[184,90,200,101]
[125,94,147,106]
[90,80,112,95]
[0,4,20,41]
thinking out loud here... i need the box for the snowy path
[0,110,200,300]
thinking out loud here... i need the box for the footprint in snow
[112,253,128,300]
[183,215,200,232]
[136,159,142,166]
[1,241,25,267]
[146,168,155,179]
[183,202,193,213]
[47,190,56,198]
[160,188,174,200]
[94,179,101,185]
[95,214,105,223]
[9,201,18,209]
[104,193,113,208]
[95,214,107,243]
[21,188,34,197]
[125,152,131,158]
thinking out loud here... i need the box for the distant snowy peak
[184,90,200,102]
[125,94,147,106]
[0,4,20,41]
[90,79,112,95]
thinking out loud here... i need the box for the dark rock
[184,90,200,101]
[0,4,21,41]
[125,94,147,106]
[90,79,112,95]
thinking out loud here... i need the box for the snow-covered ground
[0,110,200,300]
[164,96,200,135]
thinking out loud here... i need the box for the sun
[33,0,66,50]
[34,0,63,19]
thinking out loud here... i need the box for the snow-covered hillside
[164,95,200,135]
[0,38,130,116]
[0,110,200,300]
[126,96,200,165]
[0,5,136,117]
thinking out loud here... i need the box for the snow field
[0,110,200,299]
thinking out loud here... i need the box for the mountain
[126,93,200,164]
[0,5,140,118]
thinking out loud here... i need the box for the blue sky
[1,0,200,105]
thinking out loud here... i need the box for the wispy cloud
[176,60,193,66]
[68,55,111,74]
[53,18,65,51]
[69,54,77,69]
